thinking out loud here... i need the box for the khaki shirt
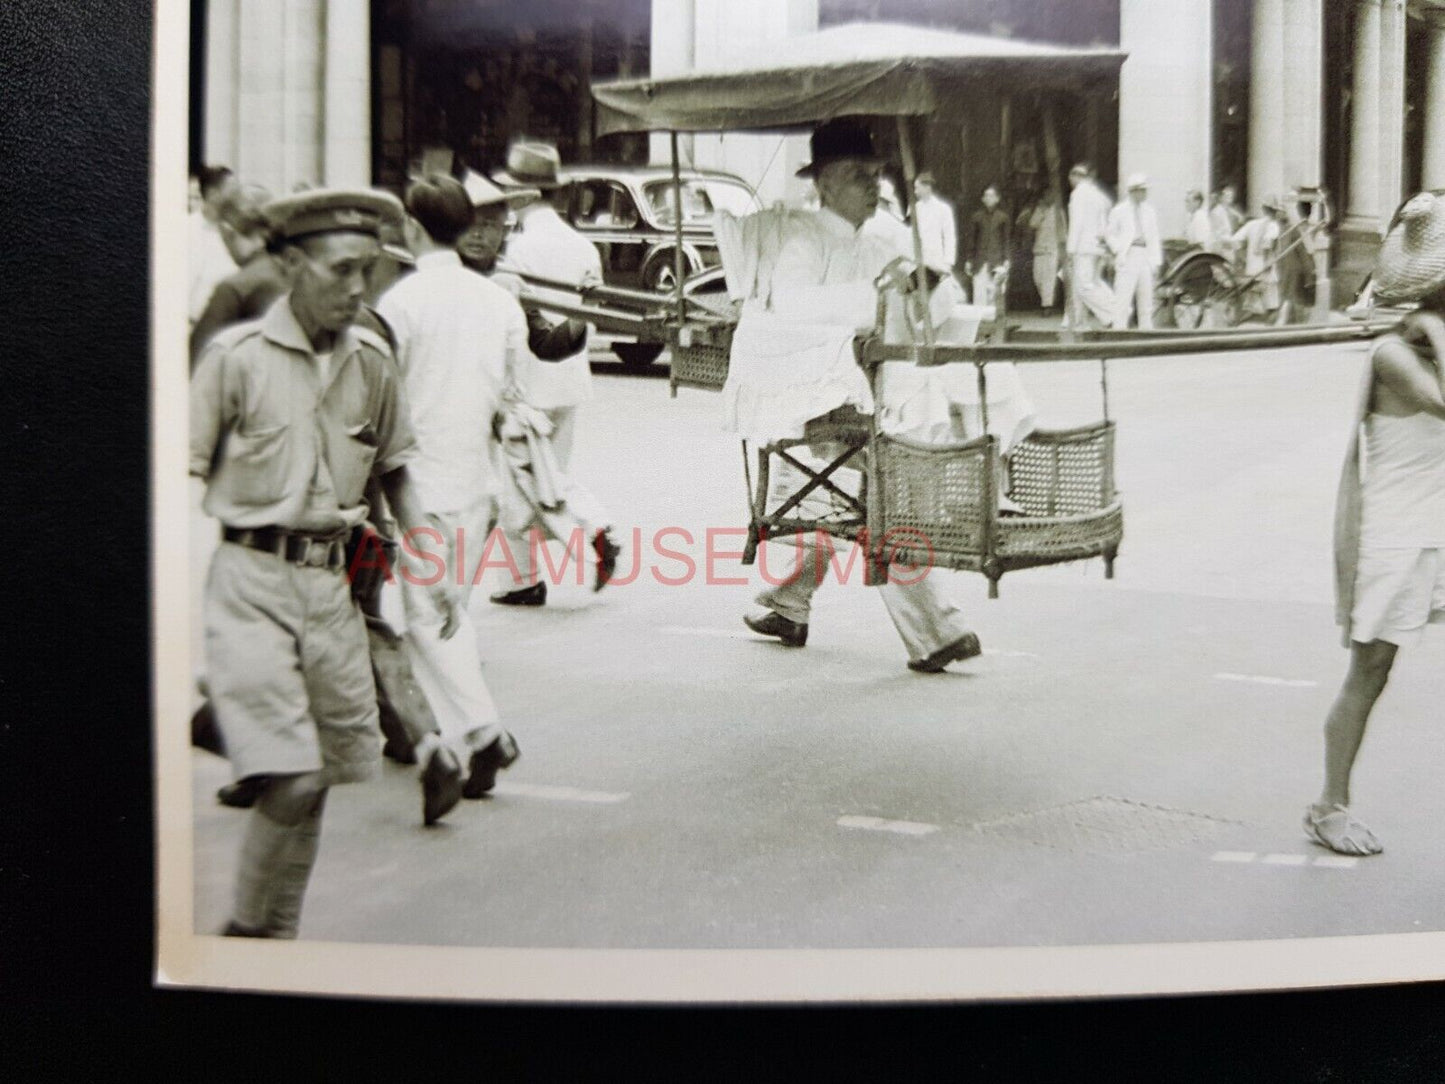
[190,295,418,534]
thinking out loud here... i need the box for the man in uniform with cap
[191,188,461,938]
[1105,173,1163,330]
[734,119,984,673]
[375,173,524,801]
[490,142,620,605]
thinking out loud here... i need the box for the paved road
[189,339,1445,948]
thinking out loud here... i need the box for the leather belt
[223,525,350,572]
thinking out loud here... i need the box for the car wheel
[613,341,665,368]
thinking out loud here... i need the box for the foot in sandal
[1303,803,1383,857]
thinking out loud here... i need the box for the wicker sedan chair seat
[669,321,1122,595]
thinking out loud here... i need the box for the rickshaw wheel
[1166,258,1221,330]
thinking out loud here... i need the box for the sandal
[1303,803,1383,857]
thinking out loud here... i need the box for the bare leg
[228,770,329,935]
[1306,640,1395,855]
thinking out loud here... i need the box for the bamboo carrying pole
[895,116,935,351]
[671,132,686,327]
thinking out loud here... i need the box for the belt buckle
[304,538,331,568]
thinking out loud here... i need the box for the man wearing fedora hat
[735,118,983,673]
[192,187,462,937]
[490,141,620,605]
[1104,173,1162,330]
[1310,192,1445,856]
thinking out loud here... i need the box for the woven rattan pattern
[874,435,990,557]
[671,340,731,390]
[1008,423,1116,517]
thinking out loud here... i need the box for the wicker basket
[668,323,733,394]
[870,421,1122,595]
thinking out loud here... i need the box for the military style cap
[261,188,405,241]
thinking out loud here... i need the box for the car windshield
[643,178,759,224]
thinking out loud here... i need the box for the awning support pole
[895,116,935,351]
[671,131,686,326]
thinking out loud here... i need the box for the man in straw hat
[728,118,986,673]
[374,172,525,803]
[490,142,620,605]
[1105,173,1162,330]
[191,187,462,937]
[1310,191,1445,856]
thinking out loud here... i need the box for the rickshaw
[528,22,1394,597]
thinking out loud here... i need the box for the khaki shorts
[204,542,378,784]
[1349,547,1445,647]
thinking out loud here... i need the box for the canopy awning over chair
[592,22,1126,135]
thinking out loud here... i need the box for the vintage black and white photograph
[154,0,1445,1000]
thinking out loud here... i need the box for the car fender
[642,239,706,275]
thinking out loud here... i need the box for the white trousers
[751,460,972,662]
[1111,247,1157,330]
[1032,251,1059,308]
[1069,253,1114,328]
[972,265,1000,307]
[400,499,503,753]
[496,405,610,589]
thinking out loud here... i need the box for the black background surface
[1,1,1441,1077]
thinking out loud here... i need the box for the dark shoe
[490,582,546,607]
[743,610,809,647]
[221,920,271,938]
[463,731,520,799]
[593,528,621,592]
[382,737,417,765]
[421,746,464,826]
[907,632,982,673]
[216,777,265,809]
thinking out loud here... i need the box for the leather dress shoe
[743,610,808,647]
[382,737,417,765]
[491,582,546,607]
[463,731,520,799]
[421,746,464,826]
[217,777,265,809]
[907,632,982,673]
[221,920,271,938]
[593,528,621,592]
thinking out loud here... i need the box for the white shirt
[862,207,913,254]
[1066,181,1112,257]
[501,204,604,409]
[768,206,908,326]
[1186,208,1213,248]
[1105,198,1164,268]
[189,211,237,325]
[913,193,958,273]
[377,250,528,512]
[1232,217,1280,276]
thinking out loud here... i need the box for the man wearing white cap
[1105,173,1163,330]
[490,142,619,605]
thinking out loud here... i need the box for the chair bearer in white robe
[718,119,1033,673]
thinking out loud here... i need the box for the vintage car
[559,165,760,365]
[565,165,761,291]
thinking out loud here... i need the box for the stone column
[1423,11,1445,189]
[323,0,371,187]
[1248,0,1287,208]
[689,0,819,206]
[235,0,289,193]
[1118,0,1212,239]
[1345,0,1382,229]
[1377,0,1407,216]
[203,0,239,169]
[1280,0,1323,191]
[648,0,695,166]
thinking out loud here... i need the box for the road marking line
[837,815,940,837]
[1312,855,1360,869]
[490,782,631,804]
[1261,853,1310,866]
[1215,673,1318,688]
[1211,851,1258,863]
